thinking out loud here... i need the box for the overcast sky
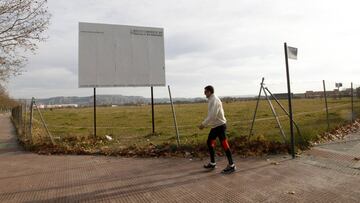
[7,0,360,99]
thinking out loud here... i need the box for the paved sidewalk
[1,114,360,202]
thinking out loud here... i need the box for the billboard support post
[94,88,97,138]
[151,86,155,134]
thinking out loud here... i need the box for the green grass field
[31,97,360,149]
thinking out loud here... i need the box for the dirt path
[0,114,359,202]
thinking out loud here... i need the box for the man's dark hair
[204,85,214,94]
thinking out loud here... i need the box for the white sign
[335,83,343,88]
[287,46,298,60]
[78,22,165,87]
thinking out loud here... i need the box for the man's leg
[204,128,218,169]
[218,125,234,166]
[207,129,217,164]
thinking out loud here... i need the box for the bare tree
[0,83,17,109]
[0,0,50,82]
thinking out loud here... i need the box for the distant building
[38,104,46,109]
[272,93,294,99]
[341,88,352,97]
[38,104,78,109]
[294,93,306,99]
[304,88,358,98]
[305,91,322,98]
[305,89,339,98]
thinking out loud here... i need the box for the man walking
[199,85,236,174]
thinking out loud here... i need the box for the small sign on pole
[335,83,343,88]
[284,42,297,159]
[287,46,298,60]
[335,82,343,99]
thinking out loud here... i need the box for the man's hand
[198,124,205,130]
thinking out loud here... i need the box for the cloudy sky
[7,0,360,99]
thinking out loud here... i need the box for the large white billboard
[78,22,165,87]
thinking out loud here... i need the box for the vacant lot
[30,97,360,149]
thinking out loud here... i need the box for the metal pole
[24,100,27,138]
[151,86,155,134]
[94,88,97,138]
[351,82,354,123]
[29,97,34,142]
[248,77,265,140]
[323,80,330,131]
[19,104,22,134]
[264,87,302,140]
[263,88,287,143]
[284,42,295,159]
[34,101,55,145]
[168,85,180,146]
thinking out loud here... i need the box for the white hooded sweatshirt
[202,94,227,128]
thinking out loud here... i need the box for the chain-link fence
[10,80,360,155]
[257,80,360,146]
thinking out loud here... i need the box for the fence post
[323,80,330,131]
[11,108,14,122]
[18,105,22,134]
[263,88,287,143]
[168,85,180,147]
[351,82,354,123]
[248,77,265,140]
[29,98,34,143]
[264,87,303,141]
[34,100,55,145]
[24,101,27,138]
